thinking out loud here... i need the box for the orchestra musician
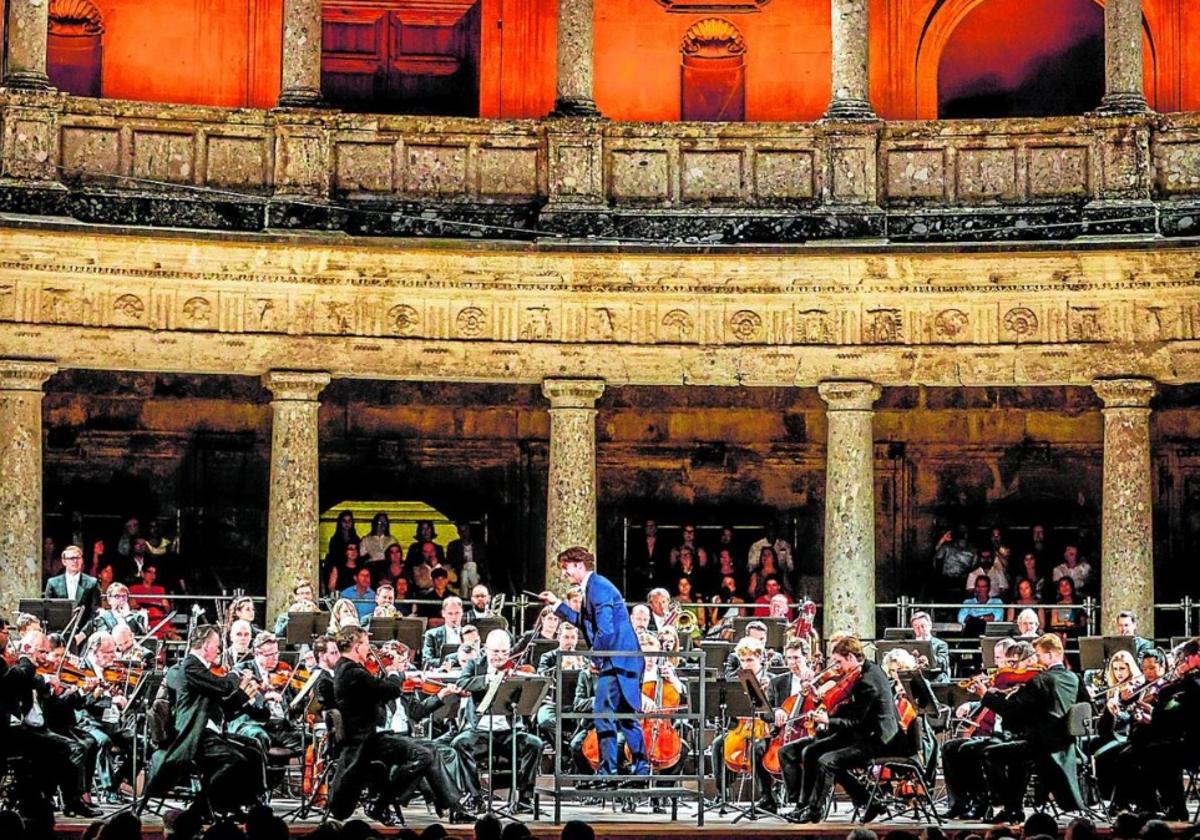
[773,638,818,807]
[421,596,466,668]
[137,624,266,822]
[6,628,101,816]
[909,611,950,682]
[451,629,545,811]
[44,545,101,645]
[966,633,1084,823]
[1115,610,1156,661]
[541,546,650,784]
[271,579,319,637]
[326,626,459,823]
[1084,649,1142,803]
[1120,638,1200,820]
[711,636,779,812]
[222,619,255,671]
[789,635,899,824]
[230,631,301,755]
[723,620,785,679]
[534,620,586,746]
[940,638,1023,819]
[77,630,138,802]
[92,583,149,637]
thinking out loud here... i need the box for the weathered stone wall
[3,90,1200,241]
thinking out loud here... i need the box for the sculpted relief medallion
[456,306,487,338]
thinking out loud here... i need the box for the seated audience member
[957,575,1005,631]
[130,564,176,639]
[447,522,485,593]
[327,543,365,595]
[340,566,377,621]
[1052,544,1094,595]
[964,549,1009,600]
[358,512,397,565]
[1006,577,1044,623]
[405,520,446,568]
[934,527,977,596]
[1047,576,1084,636]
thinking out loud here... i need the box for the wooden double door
[321,0,482,115]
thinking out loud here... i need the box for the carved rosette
[1093,377,1156,633]
[818,380,880,639]
[0,360,58,617]
[542,378,605,592]
[262,370,330,622]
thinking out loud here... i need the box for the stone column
[543,378,605,591]
[1097,0,1149,114]
[0,360,57,618]
[263,371,330,624]
[825,0,875,120]
[1093,378,1156,635]
[3,0,52,90]
[552,0,600,117]
[278,0,324,107]
[819,381,881,640]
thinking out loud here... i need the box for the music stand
[394,618,426,656]
[368,616,397,642]
[286,611,321,647]
[733,669,776,822]
[26,598,76,632]
[475,616,508,643]
[477,672,549,816]
[124,669,165,801]
[883,627,916,641]
[1079,635,1136,671]
[700,641,733,674]
[984,622,1017,637]
[526,639,557,669]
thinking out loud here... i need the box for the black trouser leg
[981,739,1032,814]
[779,736,815,805]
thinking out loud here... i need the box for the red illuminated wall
[91,0,282,108]
[32,0,1200,119]
[593,2,831,122]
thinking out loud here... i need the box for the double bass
[641,665,684,771]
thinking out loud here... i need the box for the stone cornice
[0,359,59,391]
[1,225,1200,387]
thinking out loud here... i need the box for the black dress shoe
[755,796,779,812]
[365,803,396,826]
[512,798,535,815]
[449,809,474,824]
[860,800,884,823]
[996,809,1025,824]
[64,801,103,818]
[943,802,970,820]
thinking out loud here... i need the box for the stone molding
[2,227,1200,386]
[543,378,605,409]
[1092,376,1157,408]
[0,360,59,391]
[818,380,881,411]
[262,370,331,402]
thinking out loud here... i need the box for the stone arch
[914,0,1157,118]
[48,0,104,97]
[680,18,747,121]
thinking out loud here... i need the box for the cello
[641,661,684,772]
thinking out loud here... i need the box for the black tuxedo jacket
[44,573,101,625]
[825,660,900,747]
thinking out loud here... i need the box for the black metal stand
[478,672,548,819]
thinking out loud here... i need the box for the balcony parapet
[2,89,1198,243]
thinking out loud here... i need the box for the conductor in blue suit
[539,546,649,781]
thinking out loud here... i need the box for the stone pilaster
[1093,377,1156,635]
[278,0,324,107]
[3,0,51,90]
[825,0,875,120]
[552,0,600,117]
[1097,0,1148,115]
[819,380,880,640]
[0,360,57,618]
[543,378,604,592]
[263,371,329,624]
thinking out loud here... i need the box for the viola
[102,664,145,688]
[402,676,452,695]
[265,661,293,691]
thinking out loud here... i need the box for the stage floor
[52,797,1200,839]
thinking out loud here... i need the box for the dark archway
[47,0,104,98]
[936,0,1103,118]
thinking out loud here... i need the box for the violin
[102,663,144,689]
[265,661,293,691]
[959,664,1044,695]
[402,675,455,695]
[38,660,94,691]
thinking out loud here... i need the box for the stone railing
[2,89,1199,241]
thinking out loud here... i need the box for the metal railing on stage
[545,647,710,826]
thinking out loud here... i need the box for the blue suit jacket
[555,572,641,679]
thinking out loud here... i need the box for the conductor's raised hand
[538,590,561,608]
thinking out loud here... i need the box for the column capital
[0,360,58,391]
[262,370,331,402]
[543,378,605,409]
[818,380,881,411]
[1093,377,1156,408]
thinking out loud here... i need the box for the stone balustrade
[2,90,1200,241]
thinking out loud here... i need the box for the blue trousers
[594,671,648,775]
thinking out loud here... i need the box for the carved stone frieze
[1,226,1200,386]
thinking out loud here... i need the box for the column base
[1094,92,1150,116]
[277,89,325,109]
[3,72,52,91]
[822,99,877,121]
[551,98,602,119]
